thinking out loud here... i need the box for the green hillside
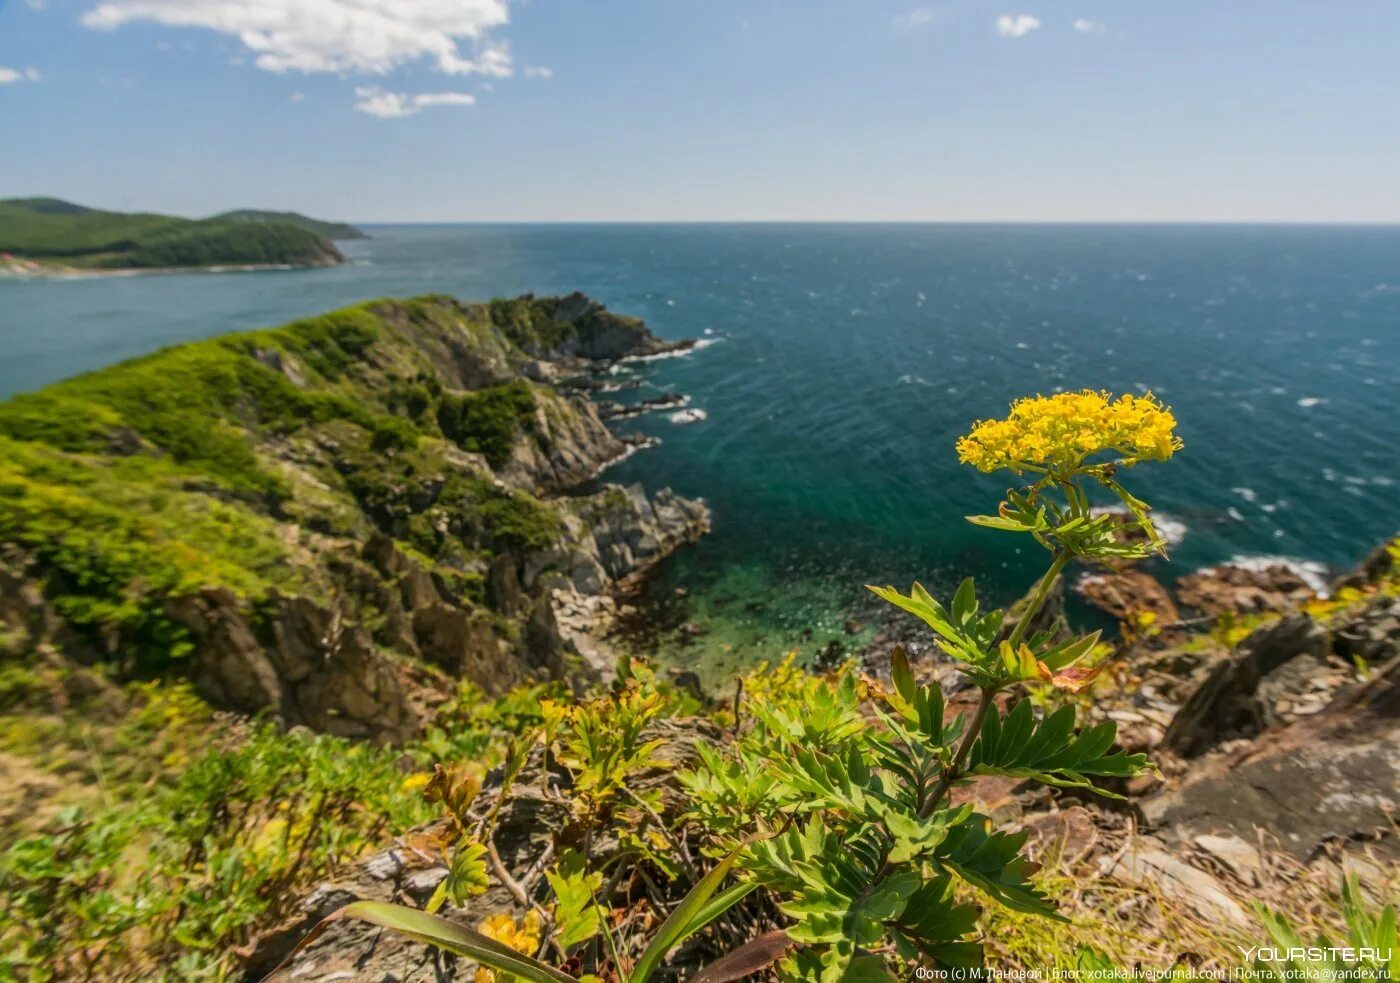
[212,207,367,239]
[0,197,344,270]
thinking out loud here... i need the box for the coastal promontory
[0,292,706,740]
[0,197,348,273]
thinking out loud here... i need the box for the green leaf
[884,804,973,864]
[268,901,580,983]
[966,514,1035,533]
[952,578,977,625]
[684,881,759,938]
[938,814,1062,919]
[630,840,750,983]
[438,838,489,909]
[546,849,604,950]
[967,702,1148,799]
[891,874,983,968]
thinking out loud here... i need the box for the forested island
[0,197,354,273]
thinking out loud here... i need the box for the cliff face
[0,294,706,742]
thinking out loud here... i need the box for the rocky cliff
[0,293,707,743]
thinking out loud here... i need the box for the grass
[980,825,1399,974]
[0,682,446,982]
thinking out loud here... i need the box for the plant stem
[918,685,996,819]
[1007,550,1071,650]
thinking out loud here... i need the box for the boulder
[1145,656,1400,860]
[1159,614,1327,757]
[1176,563,1317,617]
[1076,568,1180,624]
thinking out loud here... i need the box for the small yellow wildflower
[399,772,434,794]
[956,389,1181,473]
[474,911,544,983]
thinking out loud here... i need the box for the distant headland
[0,197,362,276]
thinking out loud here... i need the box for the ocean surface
[3,224,1398,676]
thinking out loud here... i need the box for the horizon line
[349,218,1400,228]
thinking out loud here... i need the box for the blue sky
[2,0,1399,222]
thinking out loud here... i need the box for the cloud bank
[81,0,514,76]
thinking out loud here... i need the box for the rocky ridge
[0,293,708,743]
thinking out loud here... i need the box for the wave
[668,408,708,425]
[1209,555,1332,597]
[618,337,723,365]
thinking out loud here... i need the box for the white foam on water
[669,408,708,425]
[1231,486,1258,503]
[1297,396,1326,408]
[617,337,722,365]
[1214,555,1332,598]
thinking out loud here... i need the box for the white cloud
[81,0,514,77]
[893,8,938,30]
[353,85,475,118]
[995,13,1040,37]
[1073,18,1106,33]
[0,66,40,83]
[523,64,551,79]
[289,90,305,102]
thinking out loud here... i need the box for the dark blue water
[3,225,1398,672]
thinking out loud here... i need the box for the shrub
[437,380,538,468]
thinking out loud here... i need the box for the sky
[2,0,1399,222]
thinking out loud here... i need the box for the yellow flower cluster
[956,390,1181,473]
[474,911,544,983]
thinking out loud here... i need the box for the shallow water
[3,223,1398,674]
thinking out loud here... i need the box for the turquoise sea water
[3,224,1398,672]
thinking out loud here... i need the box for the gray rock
[1160,614,1327,758]
[1146,658,1400,860]
[1098,836,1249,927]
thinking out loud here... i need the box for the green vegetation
[0,296,576,675]
[0,197,343,270]
[488,296,579,354]
[211,208,367,240]
[0,683,443,981]
[438,379,538,467]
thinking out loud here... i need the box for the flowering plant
[269,390,1177,983]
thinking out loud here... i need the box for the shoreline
[0,257,343,280]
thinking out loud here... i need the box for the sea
[3,223,1398,677]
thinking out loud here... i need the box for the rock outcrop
[1176,562,1318,616]
[1146,655,1399,860]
